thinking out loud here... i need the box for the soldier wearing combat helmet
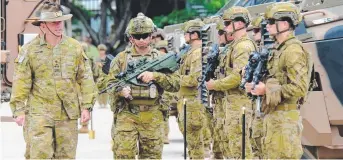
[245,2,311,159]
[251,15,264,43]
[205,6,257,158]
[139,19,207,159]
[105,13,166,159]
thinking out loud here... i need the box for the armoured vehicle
[164,0,343,158]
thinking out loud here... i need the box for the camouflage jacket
[9,35,97,119]
[106,47,164,109]
[266,34,310,105]
[153,45,202,97]
[212,34,257,93]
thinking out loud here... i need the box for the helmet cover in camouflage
[97,44,108,51]
[152,28,166,39]
[155,40,168,50]
[182,19,205,33]
[203,16,225,30]
[127,12,156,34]
[251,15,264,28]
[264,2,302,26]
[81,42,88,52]
[223,6,251,24]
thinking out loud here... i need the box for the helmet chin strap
[44,22,61,38]
[226,22,245,38]
[270,22,292,37]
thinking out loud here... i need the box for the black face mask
[131,33,151,40]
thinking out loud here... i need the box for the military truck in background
[164,0,343,158]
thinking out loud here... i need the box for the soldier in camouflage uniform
[246,2,311,159]
[203,15,235,159]
[139,19,206,159]
[10,2,97,159]
[106,13,165,159]
[154,39,173,144]
[248,15,265,159]
[205,7,257,159]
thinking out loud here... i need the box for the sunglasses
[131,33,151,40]
[223,21,232,27]
[266,19,278,25]
[253,28,260,34]
[218,30,226,36]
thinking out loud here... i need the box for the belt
[275,104,298,111]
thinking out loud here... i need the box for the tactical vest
[266,37,313,104]
[121,48,162,105]
[215,37,257,82]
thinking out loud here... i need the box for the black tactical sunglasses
[131,33,151,40]
[266,19,278,25]
[218,30,226,36]
[223,20,232,27]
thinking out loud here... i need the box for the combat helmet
[152,28,166,40]
[97,44,107,51]
[203,16,225,31]
[155,40,169,51]
[223,6,251,25]
[127,13,156,35]
[265,2,302,26]
[251,15,264,29]
[182,19,205,33]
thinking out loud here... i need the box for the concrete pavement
[0,102,185,160]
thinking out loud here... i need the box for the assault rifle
[240,20,273,116]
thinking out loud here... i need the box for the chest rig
[215,37,257,79]
[121,49,161,105]
[266,37,311,85]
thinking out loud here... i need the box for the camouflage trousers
[223,94,253,159]
[29,113,78,159]
[262,109,303,159]
[203,109,213,156]
[212,97,226,159]
[23,113,30,159]
[98,93,108,106]
[112,106,164,159]
[251,113,263,159]
[177,96,205,159]
[164,115,170,142]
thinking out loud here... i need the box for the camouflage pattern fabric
[29,112,78,159]
[211,34,257,159]
[251,114,263,158]
[23,113,31,159]
[212,94,226,159]
[10,35,97,159]
[261,33,309,159]
[262,110,303,159]
[153,46,205,159]
[113,108,164,159]
[106,47,164,159]
[203,109,213,157]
